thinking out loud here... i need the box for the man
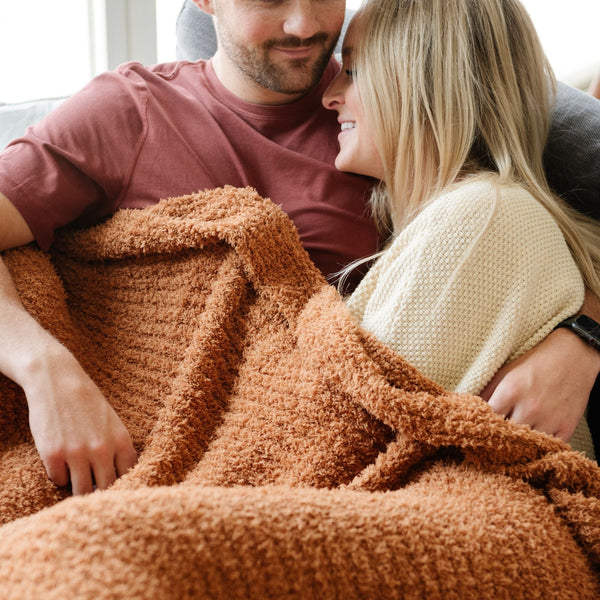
[0,0,598,495]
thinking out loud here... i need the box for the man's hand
[0,248,137,495]
[480,327,599,441]
[23,344,138,495]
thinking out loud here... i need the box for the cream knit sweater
[347,177,593,456]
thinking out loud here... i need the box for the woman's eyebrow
[341,46,354,61]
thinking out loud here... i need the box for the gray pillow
[545,83,600,218]
[175,0,600,216]
[176,0,217,62]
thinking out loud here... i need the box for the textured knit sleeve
[346,178,584,395]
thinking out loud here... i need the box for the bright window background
[520,0,599,86]
[0,0,598,104]
[345,0,600,89]
[156,0,182,64]
[0,1,93,102]
[0,0,181,104]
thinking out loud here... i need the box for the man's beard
[217,27,339,96]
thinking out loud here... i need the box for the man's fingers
[91,437,138,490]
[486,389,515,419]
[42,440,137,493]
[44,456,70,488]
[91,454,118,491]
[68,459,95,496]
[553,423,577,443]
[115,443,138,479]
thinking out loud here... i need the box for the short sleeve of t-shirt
[0,65,149,250]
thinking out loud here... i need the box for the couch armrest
[0,97,66,150]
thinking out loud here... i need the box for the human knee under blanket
[0,186,599,599]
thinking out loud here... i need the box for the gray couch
[0,97,65,151]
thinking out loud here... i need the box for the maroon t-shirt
[0,57,377,286]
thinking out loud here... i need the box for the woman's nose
[322,71,345,110]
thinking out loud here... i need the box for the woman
[323,0,600,456]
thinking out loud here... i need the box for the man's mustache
[264,33,330,49]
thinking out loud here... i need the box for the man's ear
[192,0,216,17]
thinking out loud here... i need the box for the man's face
[202,0,345,104]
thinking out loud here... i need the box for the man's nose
[282,0,321,39]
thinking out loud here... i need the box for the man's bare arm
[0,191,34,250]
[0,191,137,493]
[481,290,600,442]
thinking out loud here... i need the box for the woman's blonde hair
[350,0,600,296]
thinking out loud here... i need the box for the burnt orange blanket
[0,186,599,599]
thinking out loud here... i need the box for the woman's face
[322,17,384,180]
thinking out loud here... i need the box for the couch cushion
[544,83,600,217]
[0,98,66,150]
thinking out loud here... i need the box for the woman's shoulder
[423,175,556,231]
[388,175,569,272]
[380,174,567,270]
[431,175,536,209]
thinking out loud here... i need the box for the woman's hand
[480,327,599,441]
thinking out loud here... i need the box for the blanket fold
[0,186,599,599]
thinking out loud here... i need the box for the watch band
[554,314,600,350]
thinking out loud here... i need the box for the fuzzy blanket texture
[0,186,599,599]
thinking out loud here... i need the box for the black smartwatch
[554,314,600,350]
